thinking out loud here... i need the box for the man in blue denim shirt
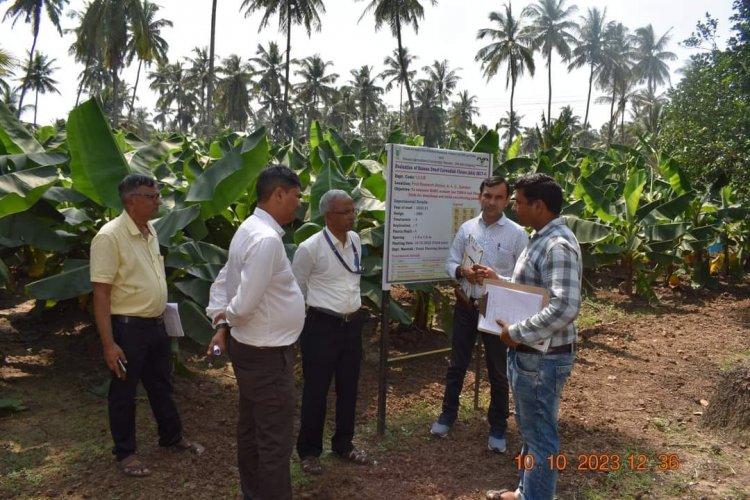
[486,174,582,500]
[431,176,528,453]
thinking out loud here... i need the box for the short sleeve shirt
[90,211,167,317]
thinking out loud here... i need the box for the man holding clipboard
[484,174,582,500]
[430,176,528,454]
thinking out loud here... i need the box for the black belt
[308,306,363,323]
[515,343,574,354]
[111,314,164,326]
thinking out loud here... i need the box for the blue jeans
[508,348,575,500]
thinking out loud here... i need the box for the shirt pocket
[494,247,515,272]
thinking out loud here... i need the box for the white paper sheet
[164,302,184,338]
[478,282,551,352]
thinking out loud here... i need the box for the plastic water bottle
[211,344,221,356]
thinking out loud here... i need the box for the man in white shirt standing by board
[431,176,529,454]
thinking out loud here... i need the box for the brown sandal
[171,438,205,455]
[337,448,370,465]
[300,456,323,475]
[118,455,152,477]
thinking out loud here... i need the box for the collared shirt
[446,213,529,299]
[207,208,305,347]
[508,217,582,347]
[292,227,361,315]
[90,211,167,317]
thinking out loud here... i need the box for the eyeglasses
[130,192,161,201]
[330,209,358,216]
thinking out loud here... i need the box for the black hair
[479,176,510,195]
[118,173,157,203]
[514,173,563,215]
[256,165,301,202]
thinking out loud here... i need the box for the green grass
[576,297,630,330]
[718,349,750,372]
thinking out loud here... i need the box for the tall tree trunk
[398,81,403,124]
[546,53,552,132]
[112,68,120,128]
[75,56,91,108]
[128,59,143,120]
[508,76,516,151]
[620,92,626,142]
[33,89,39,126]
[17,32,39,119]
[583,62,594,144]
[396,18,418,134]
[282,2,292,140]
[206,0,218,139]
[607,86,616,147]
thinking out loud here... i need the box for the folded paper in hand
[477,279,550,352]
[164,303,184,338]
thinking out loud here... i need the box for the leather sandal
[171,438,205,455]
[300,456,323,475]
[118,455,152,477]
[336,448,371,465]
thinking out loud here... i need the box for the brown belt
[515,343,574,354]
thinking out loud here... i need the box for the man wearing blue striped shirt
[431,176,528,454]
[486,173,582,500]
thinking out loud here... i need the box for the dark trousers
[108,320,183,461]
[230,337,295,500]
[439,303,509,435]
[297,309,364,459]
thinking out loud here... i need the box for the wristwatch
[215,322,230,331]
[455,266,463,279]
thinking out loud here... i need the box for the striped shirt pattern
[509,217,582,347]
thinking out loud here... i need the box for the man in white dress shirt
[292,190,369,475]
[206,165,304,500]
[430,177,529,454]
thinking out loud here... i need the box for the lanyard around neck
[323,230,362,274]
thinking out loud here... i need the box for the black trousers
[439,303,509,436]
[108,319,183,461]
[296,308,364,459]
[230,337,295,500]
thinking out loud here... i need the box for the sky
[0,0,737,131]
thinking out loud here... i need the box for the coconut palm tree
[349,65,383,142]
[251,41,285,139]
[125,0,172,119]
[294,54,338,127]
[77,0,146,127]
[186,47,214,132]
[149,61,197,133]
[630,87,667,138]
[498,110,524,145]
[358,0,438,132]
[596,22,634,146]
[2,0,68,117]
[0,46,16,95]
[423,59,460,111]
[380,46,416,125]
[216,54,254,131]
[326,86,358,137]
[632,24,677,95]
[66,5,102,107]
[206,0,217,136]
[240,0,326,139]
[522,0,578,131]
[20,51,59,125]
[568,6,608,136]
[447,89,478,133]
[475,3,535,149]
[413,78,444,146]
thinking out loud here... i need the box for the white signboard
[383,144,492,286]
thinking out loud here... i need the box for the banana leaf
[563,216,610,244]
[623,170,647,223]
[0,101,44,155]
[178,299,214,345]
[471,129,499,154]
[309,161,351,221]
[293,222,323,244]
[0,165,59,218]
[153,205,202,247]
[174,278,212,308]
[26,261,91,300]
[185,128,269,218]
[0,211,71,251]
[68,98,130,210]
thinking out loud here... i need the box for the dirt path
[1,282,749,499]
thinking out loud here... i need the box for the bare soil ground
[1,280,749,500]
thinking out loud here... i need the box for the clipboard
[477,279,551,352]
